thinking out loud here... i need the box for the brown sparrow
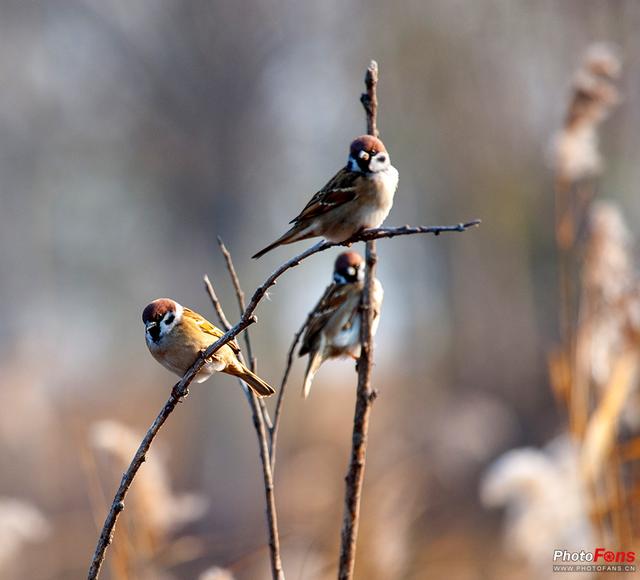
[252,135,398,258]
[142,298,275,397]
[298,252,383,397]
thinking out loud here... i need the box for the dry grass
[487,42,638,579]
[549,43,640,549]
[87,420,208,578]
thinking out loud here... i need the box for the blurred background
[1,1,640,579]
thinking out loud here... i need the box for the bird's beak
[145,321,158,331]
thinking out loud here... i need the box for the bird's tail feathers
[252,224,311,259]
[229,365,275,397]
[302,349,324,399]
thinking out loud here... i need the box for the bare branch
[352,221,480,240]
[87,315,255,579]
[338,59,380,580]
[88,61,478,576]
[218,237,256,367]
[269,316,309,472]
[203,272,284,580]
[218,237,273,429]
[246,392,285,579]
[203,274,233,330]
[360,60,379,138]
[88,244,325,578]
[267,221,481,473]
[87,217,477,579]
[257,221,481,271]
[338,239,378,580]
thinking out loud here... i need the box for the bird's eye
[165,314,175,325]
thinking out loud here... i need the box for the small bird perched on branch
[142,298,275,397]
[298,252,383,397]
[252,135,398,259]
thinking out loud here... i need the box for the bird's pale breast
[320,167,398,242]
[147,319,233,381]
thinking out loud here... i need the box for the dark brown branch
[203,273,260,410]
[87,243,327,578]
[269,316,310,472]
[360,61,379,138]
[87,218,477,579]
[87,319,253,579]
[87,391,180,579]
[203,273,284,580]
[217,238,273,430]
[259,220,481,267]
[266,220,481,471]
[338,239,378,580]
[351,221,480,240]
[89,183,477,580]
[246,391,284,579]
[218,236,256,368]
[203,274,233,330]
[338,59,380,580]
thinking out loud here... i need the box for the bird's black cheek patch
[149,326,161,343]
[357,157,370,172]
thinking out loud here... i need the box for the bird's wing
[291,167,360,223]
[184,308,241,353]
[299,282,360,355]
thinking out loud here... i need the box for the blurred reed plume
[0,498,50,578]
[486,41,639,579]
[552,43,621,187]
[198,566,235,580]
[548,42,640,550]
[89,420,208,578]
[550,42,622,400]
[481,435,594,580]
[575,202,640,547]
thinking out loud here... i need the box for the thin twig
[88,220,476,579]
[338,239,378,580]
[218,237,255,366]
[87,242,328,579]
[203,273,284,580]
[269,316,310,472]
[360,60,378,138]
[338,59,380,580]
[218,237,273,430]
[349,221,481,240]
[269,273,342,471]
[266,221,481,471]
[256,221,481,266]
[203,272,254,405]
[203,274,233,330]
[87,319,254,579]
[218,236,276,431]
[88,223,477,577]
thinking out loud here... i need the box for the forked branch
[87,59,478,580]
[203,269,284,580]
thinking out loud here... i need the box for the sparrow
[142,298,275,397]
[252,135,398,259]
[298,252,383,397]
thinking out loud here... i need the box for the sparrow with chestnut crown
[298,252,383,397]
[253,135,398,258]
[143,298,275,397]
